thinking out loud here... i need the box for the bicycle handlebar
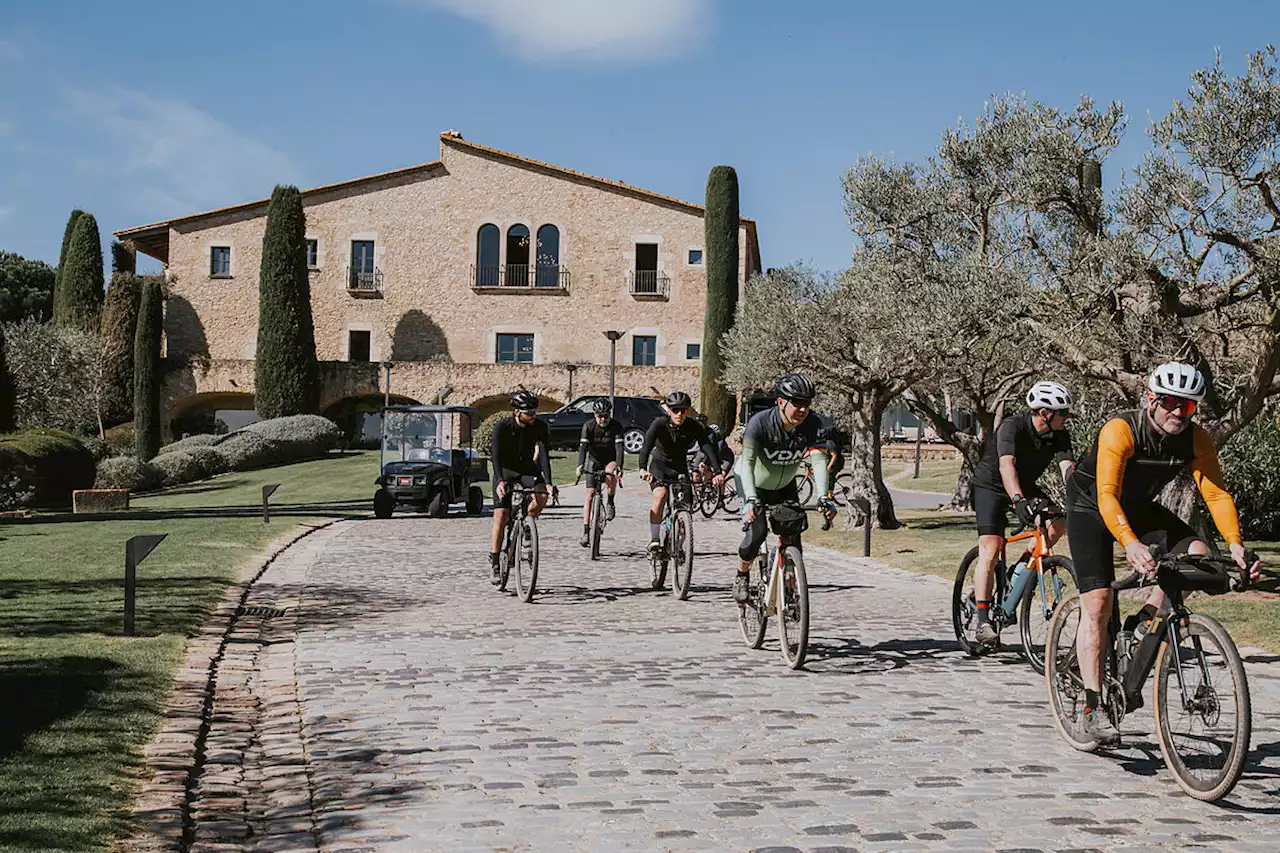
[1008,505,1067,537]
[740,499,836,533]
[1113,547,1260,593]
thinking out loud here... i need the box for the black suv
[538,395,666,455]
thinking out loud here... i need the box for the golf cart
[374,405,488,518]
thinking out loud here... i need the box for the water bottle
[1006,560,1035,605]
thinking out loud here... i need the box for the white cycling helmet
[1026,380,1073,412]
[1148,361,1206,402]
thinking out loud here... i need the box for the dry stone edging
[118,519,346,853]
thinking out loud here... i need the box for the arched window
[535,224,560,287]
[506,224,530,286]
[475,224,500,287]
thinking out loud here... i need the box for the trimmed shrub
[150,447,229,488]
[473,412,506,457]
[53,209,85,299]
[0,249,56,324]
[0,445,36,509]
[1221,412,1280,539]
[111,240,136,275]
[99,272,144,426]
[82,437,115,462]
[255,185,319,418]
[134,278,163,460]
[158,433,219,456]
[55,212,104,331]
[214,430,280,472]
[0,428,96,506]
[213,414,339,472]
[104,421,136,455]
[702,165,740,431]
[3,318,104,434]
[0,322,13,432]
[94,455,161,492]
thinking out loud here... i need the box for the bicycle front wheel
[777,546,810,669]
[671,511,695,600]
[1154,613,1251,802]
[515,516,539,603]
[721,479,742,514]
[951,547,1000,656]
[499,523,514,592]
[590,493,604,561]
[794,473,814,506]
[1044,593,1101,753]
[831,472,851,507]
[738,556,768,649]
[1019,556,1077,676]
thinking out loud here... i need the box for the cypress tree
[55,212,105,331]
[701,165,740,430]
[53,209,85,308]
[101,272,144,426]
[134,277,163,461]
[111,240,137,275]
[0,323,14,432]
[255,185,318,418]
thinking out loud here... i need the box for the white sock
[650,523,661,540]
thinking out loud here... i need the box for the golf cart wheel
[373,488,394,519]
[623,428,645,454]
[466,486,485,515]
[427,488,448,518]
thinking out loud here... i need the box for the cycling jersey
[736,406,828,504]
[490,415,552,489]
[639,416,718,476]
[578,418,625,470]
[971,410,1073,495]
[1069,410,1242,547]
[690,437,735,472]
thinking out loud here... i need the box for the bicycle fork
[761,546,783,617]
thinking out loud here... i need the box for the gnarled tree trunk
[845,399,899,529]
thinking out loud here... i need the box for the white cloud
[60,86,302,217]
[0,39,21,62]
[417,0,711,61]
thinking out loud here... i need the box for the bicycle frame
[759,534,797,617]
[993,518,1065,623]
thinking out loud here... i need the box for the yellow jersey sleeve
[1095,418,1138,547]
[1191,426,1244,546]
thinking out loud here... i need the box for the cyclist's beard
[1149,403,1190,436]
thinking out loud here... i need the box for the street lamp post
[566,363,579,401]
[382,361,394,410]
[603,331,624,409]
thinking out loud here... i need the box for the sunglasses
[516,408,537,416]
[1050,410,1073,420]
[786,397,813,409]
[669,406,689,414]
[1157,395,1197,414]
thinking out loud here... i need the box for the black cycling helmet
[591,398,612,415]
[664,390,693,409]
[774,372,815,402]
[707,423,721,438]
[510,390,539,411]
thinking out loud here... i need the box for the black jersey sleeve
[490,418,508,490]
[535,419,553,484]
[577,421,591,468]
[690,421,719,470]
[1053,427,1075,465]
[639,417,663,470]
[613,422,625,468]
[994,416,1019,459]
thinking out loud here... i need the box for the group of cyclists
[485,362,1264,749]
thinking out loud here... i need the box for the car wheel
[373,488,394,519]
[427,488,448,518]
[623,428,645,454]
[466,486,485,515]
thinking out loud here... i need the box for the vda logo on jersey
[764,447,808,463]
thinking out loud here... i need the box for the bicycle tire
[590,492,604,561]
[699,483,719,518]
[671,511,695,600]
[831,472,852,507]
[721,480,743,514]
[1018,555,1076,676]
[795,472,814,506]
[1154,613,1251,802]
[951,547,1003,655]
[499,520,514,592]
[651,522,668,590]
[1044,593,1102,753]
[738,555,768,648]
[515,516,539,603]
[778,545,809,669]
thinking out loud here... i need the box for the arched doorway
[168,392,257,439]
[322,394,421,449]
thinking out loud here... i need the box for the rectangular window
[496,333,534,364]
[351,240,375,273]
[348,330,371,363]
[306,239,318,268]
[688,248,703,265]
[210,246,231,277]
[686,342,701,360]
[633,335,657,366]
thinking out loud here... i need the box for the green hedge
[473,412,506,457]
[0,428,95,508]
[1221,412,1280,540]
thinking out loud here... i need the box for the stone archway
[322,393,421,449]
[168,392,256,438]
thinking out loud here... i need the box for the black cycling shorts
[494,473,546,510]
[647,460,689,491]
[1068,503,1199,594]
[740,482,801,562]
[584,457,618,490]
[972,484,1053,537]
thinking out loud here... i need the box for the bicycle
[1045,547,1258,801]
[696,476,722,519]
[737,500,833,670]
[577,466,619,561]
[952,508,1076,674]
[794,458,851,507]
[497,480,540,603]
[649,477,696,600]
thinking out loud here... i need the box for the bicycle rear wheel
[738,556,768,648]
[951,547,1003,655]
[1019,556,1076,675]
[671,511,695,600]
[721,479,742,514]
[831,472,851,507]
[699,483,719,518]
[590,492,604,560]
[794,472,814,506]
[777,546,809,669]
[1044,594,1101,753]
[515,516,539,603]
[1154,613,1251,802]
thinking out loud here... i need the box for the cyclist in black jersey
[576,398,625,546]
[692,422,735,484]
[638,391,723,553]
[488,390,553,583]
[969,381,1075,648]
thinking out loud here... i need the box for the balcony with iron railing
[627,269,670,300]
[346,266,383,296]
[472,263,570,293]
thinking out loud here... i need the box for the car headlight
[414,476,427,485]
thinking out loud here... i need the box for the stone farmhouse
[115,131,760,440]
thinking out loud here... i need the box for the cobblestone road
[241,484,1280,853]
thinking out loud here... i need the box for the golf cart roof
[379,404,479,416]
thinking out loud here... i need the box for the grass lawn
[810,506,1280,652]
[887,457,963,493]
[0,450,380,853]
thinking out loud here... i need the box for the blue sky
[1,0,1277,276]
